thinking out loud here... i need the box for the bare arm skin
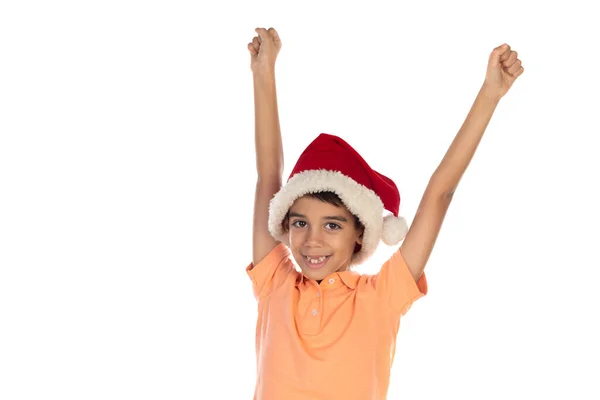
[248,28,284,267]
[400,85,500,283]
[399,43,524,282]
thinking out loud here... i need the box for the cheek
[331,232,357,250]
[288,229,304,247]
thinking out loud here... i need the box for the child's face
[286,195,363,281]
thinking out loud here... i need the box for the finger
[252,36,260,52]
[506,59,522,76]
[489,43,509,67]
[499,49,512,63]
[502,51,518,68]
[248,43,257,55]
[268,27,280,42]
[513,66,525,78]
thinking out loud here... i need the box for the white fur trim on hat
[268,169,401,265]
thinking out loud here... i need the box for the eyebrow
[288,212,348,222]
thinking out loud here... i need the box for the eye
[325,223,341,230]
[291,220,306,228]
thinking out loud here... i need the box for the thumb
[489,43,508,67]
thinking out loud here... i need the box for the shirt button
[312,309,318,316]
[328,278,335,284]
[316,292,321,297]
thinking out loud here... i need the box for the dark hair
[282,191,363,231]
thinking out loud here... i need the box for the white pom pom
[381,215,408,245]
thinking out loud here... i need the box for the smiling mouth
[303,255,331,269]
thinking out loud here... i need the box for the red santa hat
[268,133,408,265]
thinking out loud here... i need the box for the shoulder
[248,242,291,272]
[246,243,299,301]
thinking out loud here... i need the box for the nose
[304,225,324,247]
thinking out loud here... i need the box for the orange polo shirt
[246,243,428,399]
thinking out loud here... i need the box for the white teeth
[306,255,327,264]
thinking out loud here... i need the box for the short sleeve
[246,243,297,301]
[374,248,428,316]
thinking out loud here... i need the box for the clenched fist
[483,43,525,100]
[248,27,282,75]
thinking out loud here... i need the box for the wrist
[253,68,276,83]
[479,84,502,103]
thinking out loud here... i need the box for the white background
[1,0,599,399]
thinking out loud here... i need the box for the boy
[246,27,524,399]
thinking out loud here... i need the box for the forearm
[429,84,501,196]
[254,70,284,182]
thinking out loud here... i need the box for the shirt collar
[339,271,360,289]
[295,270,360,289]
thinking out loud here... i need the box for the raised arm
[399,43,525,283]
[248,27,284,266]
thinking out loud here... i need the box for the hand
[248,27,282,76]
[482,43,524,100]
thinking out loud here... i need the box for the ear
[356,226,364,245]
[281,215,290,233]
